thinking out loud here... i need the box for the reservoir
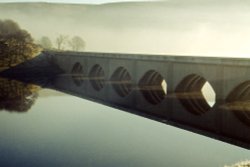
[0,76,249,167]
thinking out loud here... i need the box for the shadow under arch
[110,66,133,97]
[226,81,250,127]
[71,62,84,86]
[89,64,105,91]
[138,70,167,105]
[175,74,216,115]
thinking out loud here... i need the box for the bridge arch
[138,70,167,105]
[71,62,84,86]
[110,66,133,97]
[175,74,216,115]
[226,80,250,127]
[89,64,105,91]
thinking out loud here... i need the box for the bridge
[2,50,250,149]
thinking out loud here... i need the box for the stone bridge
[3,51,250,149]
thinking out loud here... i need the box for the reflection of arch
[89,64,105,91]
[226,81,250,127]
[71,62,84,86]
[110,67,132,97]
[175,74,216,115]
[139,70,167,105]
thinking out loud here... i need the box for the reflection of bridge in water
[2,51,250,149]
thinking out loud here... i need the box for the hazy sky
[1,0,250,57]
[0,0,160,4]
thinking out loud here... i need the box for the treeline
[0,19,86,69]
[37,35,85,51]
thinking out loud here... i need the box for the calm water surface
[0,87,249,167]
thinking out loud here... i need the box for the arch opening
[89,64,105,91]
[71,62,84,86]
[201,81,216,107]
[139,70,167,105]
[175,74,216,115]
[110,67,133,97]
[226,81,250,126]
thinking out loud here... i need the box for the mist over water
[0,1,250,57]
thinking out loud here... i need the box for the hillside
[0,1,250,57]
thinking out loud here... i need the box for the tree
[38,36,53,50]
[68,36,85,51]
[55,34,68,50]
[0,19,39,67]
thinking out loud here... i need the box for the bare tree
[38,36,52,50]
[55,34,68,50]
[68,36,85,51]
